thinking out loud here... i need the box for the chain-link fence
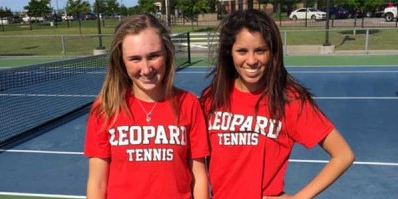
[1,28,396,57]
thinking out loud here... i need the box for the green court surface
[284,54,398,66]
[189,54,398,67]
[0,57,68,68]
[1,54,398,69]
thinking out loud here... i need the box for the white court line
[0,94,96,97]
[14,71,105,74]
[314,97,398,100]
[189,96,396,100]
[286,65,398,67]
[177,69,398,74]
[290,70,398,73]
[0,149,83,155]
[2,94,397,100]
[0,192,85,198]
[289,159,398,166]
[177,71,207,73]
[177,70,398,74]
[183,65,398,68]
[198,96,398,100]
[1,149,397,166]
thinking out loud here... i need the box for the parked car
[369,2,398,17]
[45,14,62,22]
[0,16,22,24]
[61,14,74,21]
[384,6,398,22]
[289,8,327,20]
[74,12,96,20]
[320,7,350,19]
[340,5,365,18]
[22,16,45,23]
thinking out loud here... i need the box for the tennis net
[0,55,108,146]
[172,32,191,68]
[0,33,191,146]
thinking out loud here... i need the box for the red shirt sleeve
[285,99,334,149]
[84,110,111,158]
[184,93,210,159]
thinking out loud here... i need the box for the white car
[384,6,397,22]
[22,16,44,23]
[62,15,74,21]
[289,8,327,20]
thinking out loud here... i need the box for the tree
[335,0,360,9]
[362,0,384,16]
[0,7,13,18]
[64,0,91,33]
[175,0,209,23]
[0,7,13,30]
[94,0,120,17]
[127,5,141,15]
[119,4,128,16]
[138,0,157,13]
[65,0,91,17]
[208,0,218,13]
[103,0,120,16]
[24,0,51,18]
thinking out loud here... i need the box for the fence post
[61,35,66,57]
[283,31,287,56]
[187,32,191,64]
[207,32,211,56]
[396,8,398,27]
[365,28,369,54]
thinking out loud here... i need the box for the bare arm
[264,128,354,199]
[191,158,210,199]
[86,157,110,199]
[294,128,355,198]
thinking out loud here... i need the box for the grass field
[0,19,397,57]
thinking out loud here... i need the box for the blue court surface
[0,65,397,199]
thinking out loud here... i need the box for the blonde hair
[92,14,177,123]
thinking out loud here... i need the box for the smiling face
[122,28,166,101]
[232,28,270,92]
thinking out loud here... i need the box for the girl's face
[122,28,166,101]
[232,28,270,92]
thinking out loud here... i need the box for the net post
[187,32,191,64]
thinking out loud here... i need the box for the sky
[0,0,138,12]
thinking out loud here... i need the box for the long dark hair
[201,9,318,120]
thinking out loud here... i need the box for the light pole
[95,0,105,50]
[323,0,331,46]
[165,0,170,27]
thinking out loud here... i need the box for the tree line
[1,0,396,20]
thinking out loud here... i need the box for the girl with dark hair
[85,14,209,199]
[201,9,354,199]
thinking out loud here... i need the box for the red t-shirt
[84,89,209,199]
[205,85,334,198]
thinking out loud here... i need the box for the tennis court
[0,53,397,199]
